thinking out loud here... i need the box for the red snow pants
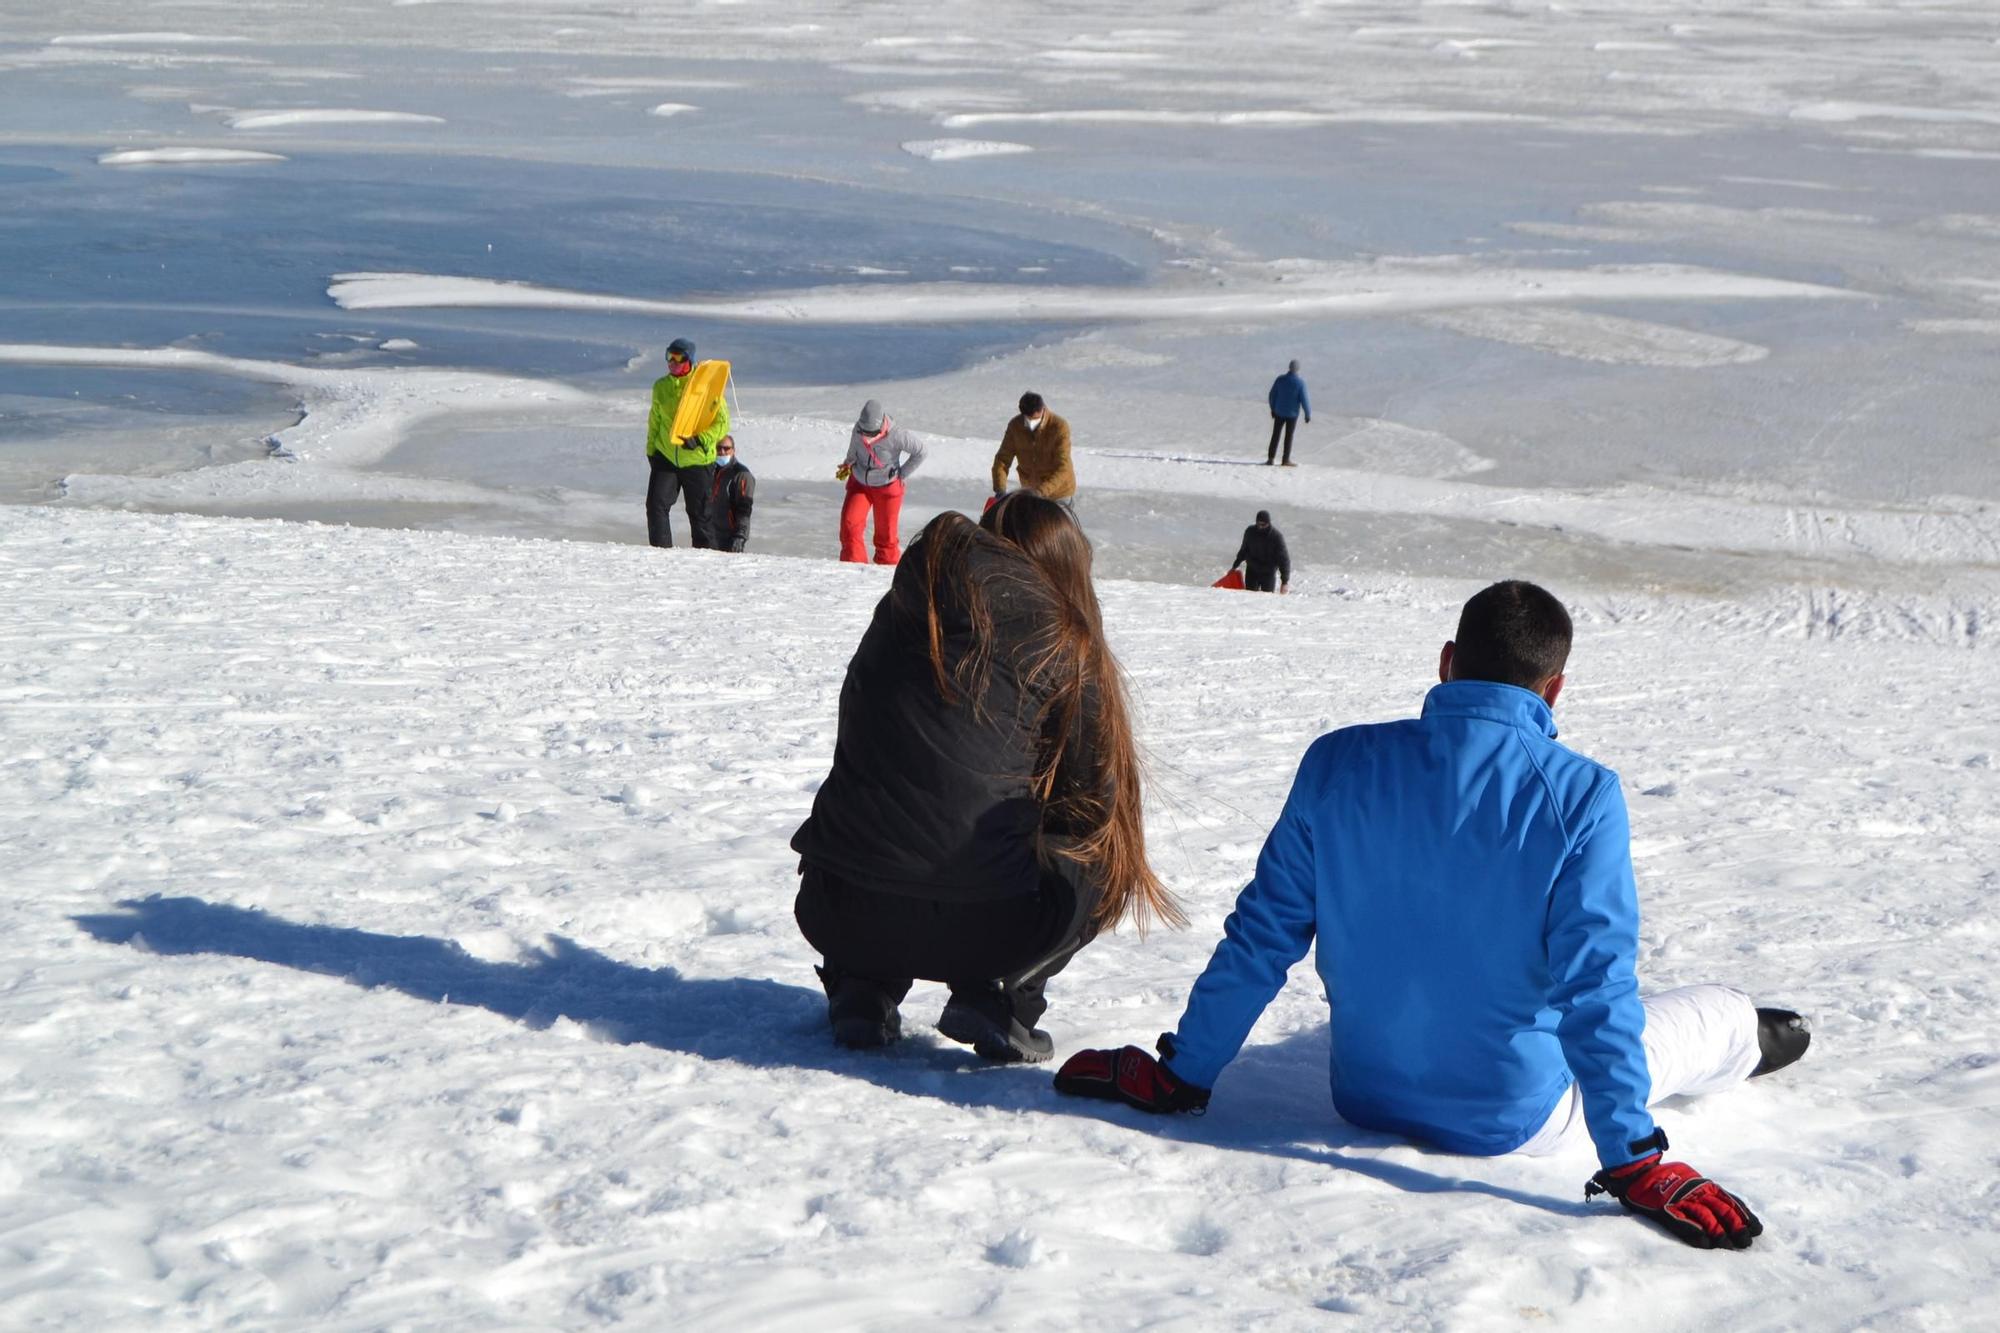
[839,476,904,564]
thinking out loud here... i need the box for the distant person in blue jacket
[1266,359,1310,466]
[1055,580,1811,1250]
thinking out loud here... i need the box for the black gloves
[1053,1035,1210,1114]
[1586,1148,1763,1249]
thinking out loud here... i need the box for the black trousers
[1267,414,1298,464]
[794,858,1100,1028]
[646,454,717,549]
[1245,564,1279,592]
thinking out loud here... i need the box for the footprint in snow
[1174,1218,1229,1257]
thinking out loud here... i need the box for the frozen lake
[3,9,1998,592]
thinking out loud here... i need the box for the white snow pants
[1514,984,1761,1156]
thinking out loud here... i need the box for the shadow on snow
[74,893,1589,1219]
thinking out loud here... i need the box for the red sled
[1211,569,1245,590]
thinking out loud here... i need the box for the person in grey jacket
[836,398,928,564]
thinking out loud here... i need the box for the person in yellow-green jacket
[645,336,732,548]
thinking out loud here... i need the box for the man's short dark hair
[1451,581,1572,689]
[1018,391,1045,416]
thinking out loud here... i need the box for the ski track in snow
[2,504,1995,1328]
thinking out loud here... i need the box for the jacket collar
[1421,679,1558,738]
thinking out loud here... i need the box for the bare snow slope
[3,506,1994,1329]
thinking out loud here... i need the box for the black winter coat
[791,523,1098,902]
[1232,523,1291,580]
[710,460,755,551]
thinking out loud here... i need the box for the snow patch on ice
[1920,214,2000,238]
[1413,307,1770,367]
[900,138,1035,161]
[51,32,250,46]
[646,103,699,118]
[324,261,1854,328]
[562,76,743,95]
[0,343,589,471]
[938,107,1545,129]
[852,86,1023,116]
[1717,175,1846,193]
[97,147,287,166]
[1906,319,2000,336]
[224,109,445,129]
[1508,221,1652,243]
[1793,101,2000,128]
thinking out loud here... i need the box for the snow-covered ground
[4,506,1995,1328]
[4,0,2000,1327]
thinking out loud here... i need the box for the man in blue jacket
[1266,359,1310,466]
[1055,581,1809,1249]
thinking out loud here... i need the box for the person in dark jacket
[792,492,1181,1062]
[708,435,754,552]
[1054,581,1811,1252]
[1231,511,1291,593]
[1266,359,1311,466]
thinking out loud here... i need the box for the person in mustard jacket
[991,392,1076,506]
[644,336,732,548]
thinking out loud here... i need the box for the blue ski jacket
[1267,371,1311,421]
[1165,680,1657,1168]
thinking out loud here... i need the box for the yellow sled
[669,359,731,442]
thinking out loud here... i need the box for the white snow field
[2,506,1995,1329]
[3,0,2000,1326]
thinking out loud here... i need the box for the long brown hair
[917,494,1181,933]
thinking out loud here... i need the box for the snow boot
[815,964,902,1050]
[1750,1007,1811,1077]
[936,986,1054,1064]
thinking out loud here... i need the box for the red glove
[1587,1152,1763,1249]
[1053,1037,1210,1114]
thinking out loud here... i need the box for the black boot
[815,964,904,1050]
[936,984,1054,1064]
[1750,1007,1811,1077]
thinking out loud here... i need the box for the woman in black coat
[791,492,1178,1061]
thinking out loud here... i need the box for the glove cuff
[1150,1034,1211,1114]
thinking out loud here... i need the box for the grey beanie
[1288,359,1300,374]
[855,398,886,433]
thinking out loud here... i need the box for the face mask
[716,453,734,466]
[1024,414,1042,432]
[667,359,691,377]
